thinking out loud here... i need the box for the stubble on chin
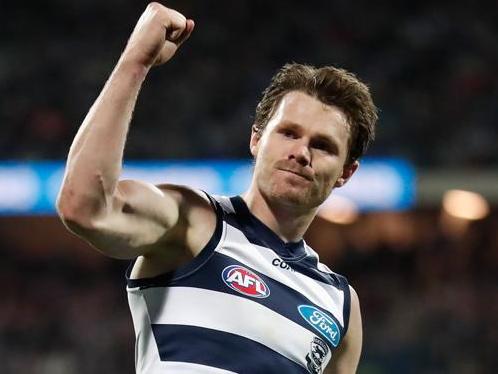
[261,173,322,210]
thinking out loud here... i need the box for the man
[57,3,377,373]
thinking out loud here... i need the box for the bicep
[64,180,181,259]
[326,285,363,374]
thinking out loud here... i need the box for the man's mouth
[279,168,314,181]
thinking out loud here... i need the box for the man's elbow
[56,188,103,233]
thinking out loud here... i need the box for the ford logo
[298,305,340,347]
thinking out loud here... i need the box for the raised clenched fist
[121,2,194,68]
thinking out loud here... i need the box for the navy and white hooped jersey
[126,195,351,374]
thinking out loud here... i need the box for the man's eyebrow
[278,121,302,129]
[280,121,340,141]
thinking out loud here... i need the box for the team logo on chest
[222,265,270,298]
[306,337,330,374]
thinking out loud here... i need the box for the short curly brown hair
[253,63,378,165]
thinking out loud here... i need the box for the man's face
[250,91,358,210]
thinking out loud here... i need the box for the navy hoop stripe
[151,324,307,373]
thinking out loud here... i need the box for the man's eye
[282,130,296,138]
[312,141,333,153]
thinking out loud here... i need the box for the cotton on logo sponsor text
[222,265,270,298]
[272,258,294,272]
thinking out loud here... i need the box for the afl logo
[222,265,270,298]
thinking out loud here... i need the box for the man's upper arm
[60,179,183,259]
[325,285,363,374]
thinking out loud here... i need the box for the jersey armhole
[338,274,352,338]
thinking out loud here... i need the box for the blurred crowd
[1,0,497,166]
[0,210,496,373]
[317,211,498,373]
[1,1,497,373]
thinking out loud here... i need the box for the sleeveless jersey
[126,195,351,374]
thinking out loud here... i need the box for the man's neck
[241,187,317,243]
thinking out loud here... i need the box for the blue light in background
[0,158,415,215]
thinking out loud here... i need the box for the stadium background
[1,0,497,373]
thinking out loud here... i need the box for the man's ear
[334,161,359,187]
[250,125,262,157]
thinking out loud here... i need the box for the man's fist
[121,2,194,68]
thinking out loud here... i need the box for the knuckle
[146,2,162,12]
[146,2,168,19]
[168,9,187,25]
[176,12,187,23]
[146,2,166,25]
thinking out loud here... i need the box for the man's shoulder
[154,183,212,207]
[154,184,218,255]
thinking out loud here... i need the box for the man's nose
[289,141,311,167]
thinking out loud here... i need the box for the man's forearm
[57,3,194,221]
[58,60,149,217]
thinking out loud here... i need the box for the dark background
[0,1,497,373]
